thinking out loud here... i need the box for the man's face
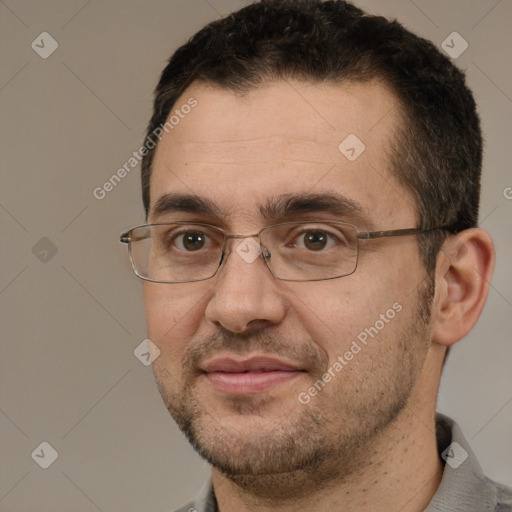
[144,80,434,489]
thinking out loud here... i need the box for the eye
[293,229,338,251]
[301,230,330,251]
[174,230,208,251]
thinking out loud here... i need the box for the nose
[204,238,287,333]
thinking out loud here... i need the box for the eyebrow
[150,192,372,228]
[151,193,224,219]
[259,193,369,224]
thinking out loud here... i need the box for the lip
[201,356,306,394]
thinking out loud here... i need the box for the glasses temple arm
[357,226,452,240]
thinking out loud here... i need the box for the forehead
[149,79,416,227]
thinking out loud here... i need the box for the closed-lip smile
[200,355,306,394]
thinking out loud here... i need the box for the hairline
[144,75,416,219]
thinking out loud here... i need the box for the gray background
[0,0,510,510]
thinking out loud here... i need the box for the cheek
[143,283,207,362]
[287,275,401,360]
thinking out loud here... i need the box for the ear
[431,228,495,346]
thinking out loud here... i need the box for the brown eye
[177,231,206,251]
[302,231,328,251]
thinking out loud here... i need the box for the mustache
[182,327,327,376]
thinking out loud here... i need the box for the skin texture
[143,80,495,511]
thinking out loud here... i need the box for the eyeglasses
[120,221,448,283]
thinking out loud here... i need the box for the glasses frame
[120,221,451,283]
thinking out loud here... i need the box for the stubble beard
[153,279,434,500]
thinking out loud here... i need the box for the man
[120,1,511,510]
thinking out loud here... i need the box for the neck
[212,350,445,512]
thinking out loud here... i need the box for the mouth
[200,355,307,395]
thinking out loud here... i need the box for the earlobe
[431,228,495,347]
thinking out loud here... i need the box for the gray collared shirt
[173,414,512,511]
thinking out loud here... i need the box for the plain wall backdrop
[1,0,511,510]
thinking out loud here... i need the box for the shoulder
[429,413,512,512]
[491,478,512,511]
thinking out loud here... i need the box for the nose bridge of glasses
[222,233,272,265]
[225,233,260,240]
[224,233,261,251]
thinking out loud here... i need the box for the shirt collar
[426,413,502,511]
[192,476,217,512]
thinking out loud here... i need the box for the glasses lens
[129,224,224,282]
[260,221,358,281]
